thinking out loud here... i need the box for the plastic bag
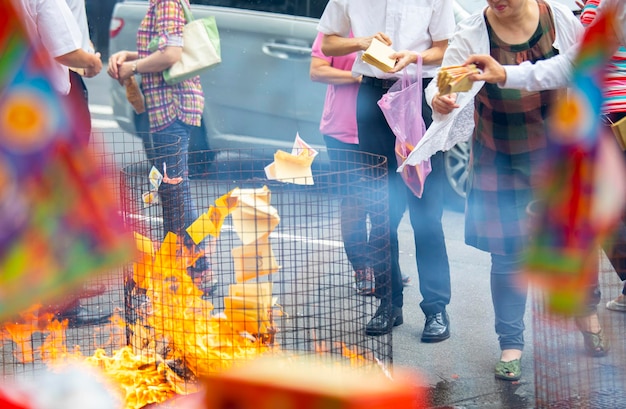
[377,57,431,197]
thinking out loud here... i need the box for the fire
[1,186,382,408]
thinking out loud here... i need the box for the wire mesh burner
[0,139,392,406]
[532,255,626,409]
[119,148,393,394]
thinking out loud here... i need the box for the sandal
[494,358,521,381]
[575,316,609,357]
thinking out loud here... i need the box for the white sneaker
[606,294,626,312]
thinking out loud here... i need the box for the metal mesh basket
[119,147,393,393]
[532,257,626,408]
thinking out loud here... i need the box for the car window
[190,0,328,18]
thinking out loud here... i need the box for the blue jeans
[356,78,451,313]
[151,120,207,273]
[491,254,527,351]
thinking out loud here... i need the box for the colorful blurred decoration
[0,0,134,319]
[203,356,427,409]
[524,6,625,315]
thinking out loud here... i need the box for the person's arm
[465,49,575,91]
[390,39,449,73]
[321,32,391,57]
[55,49,102,78]
[116,46,183,84]
[310,56,361,85]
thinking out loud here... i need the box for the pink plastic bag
[377,57,431,198]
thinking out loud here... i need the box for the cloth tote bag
[163,0,221,85]
[377,57,431,198]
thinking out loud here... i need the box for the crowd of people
[315,0,626,382]
[18,0,626,385]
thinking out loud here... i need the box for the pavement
[392,208,626,409]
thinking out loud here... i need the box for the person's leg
[152,121,195,239]
[357,82,404,335]
[324,136,371,293]
[491,253,526,380]
[603,115,626,309]
[152,121,213,286]
[604,214,626,311]
[408,152,451,342]
[574,261,609,357]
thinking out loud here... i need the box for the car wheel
[443,141,470,211]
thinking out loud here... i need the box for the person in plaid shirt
[107,0,214,295]
[429,0,583,381]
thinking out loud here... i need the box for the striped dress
[580,0,626,115]
[465,0,560,255]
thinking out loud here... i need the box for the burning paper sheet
[231,237,280,282]
[142,166,163,207]
[186,190,239,244]
[265,133,318,185]
[230,186,280,246]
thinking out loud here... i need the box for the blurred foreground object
[203,356,426,409]
[0,362,120,409]
[0,0,134,319]
[524,6,626,315]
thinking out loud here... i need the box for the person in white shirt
[318,0,455,340]
[464,0,625,89]
[15,0,101,95]
[15,0,108,327]
[421,0,587,381]
[64,0,100,144]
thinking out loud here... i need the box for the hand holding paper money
[361,38,397,73]
[436,64,480,96]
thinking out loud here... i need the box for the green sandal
[579,328,609,357]
[574,316,610,357]
[495,359,521,381]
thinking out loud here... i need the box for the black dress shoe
[55,306,113,328]
[421,311,450,343]
[365,305,403,336]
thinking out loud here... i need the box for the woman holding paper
[427,0,584,381]
[107,0,214,295]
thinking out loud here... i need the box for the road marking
[125,213,344,248]
[89,104,114,115]
[91,118,120,129]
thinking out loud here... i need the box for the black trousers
[356,77,451,314]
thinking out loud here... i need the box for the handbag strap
[178,0,195,23]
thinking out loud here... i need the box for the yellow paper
[437,64,479,95]
[186,205,228,244]
[230,188,280,245]
[229,282,273,300]
[215,190,239,215]
[134,232,155,256]
[361,38,397,72]
[230,186,272,204]
[224,309,269,334]
[231,237,280,282]
[270,149,315,185]
[224,296,270,322]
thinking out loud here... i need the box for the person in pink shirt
[310,32,372,295]
[310,32,409,295]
